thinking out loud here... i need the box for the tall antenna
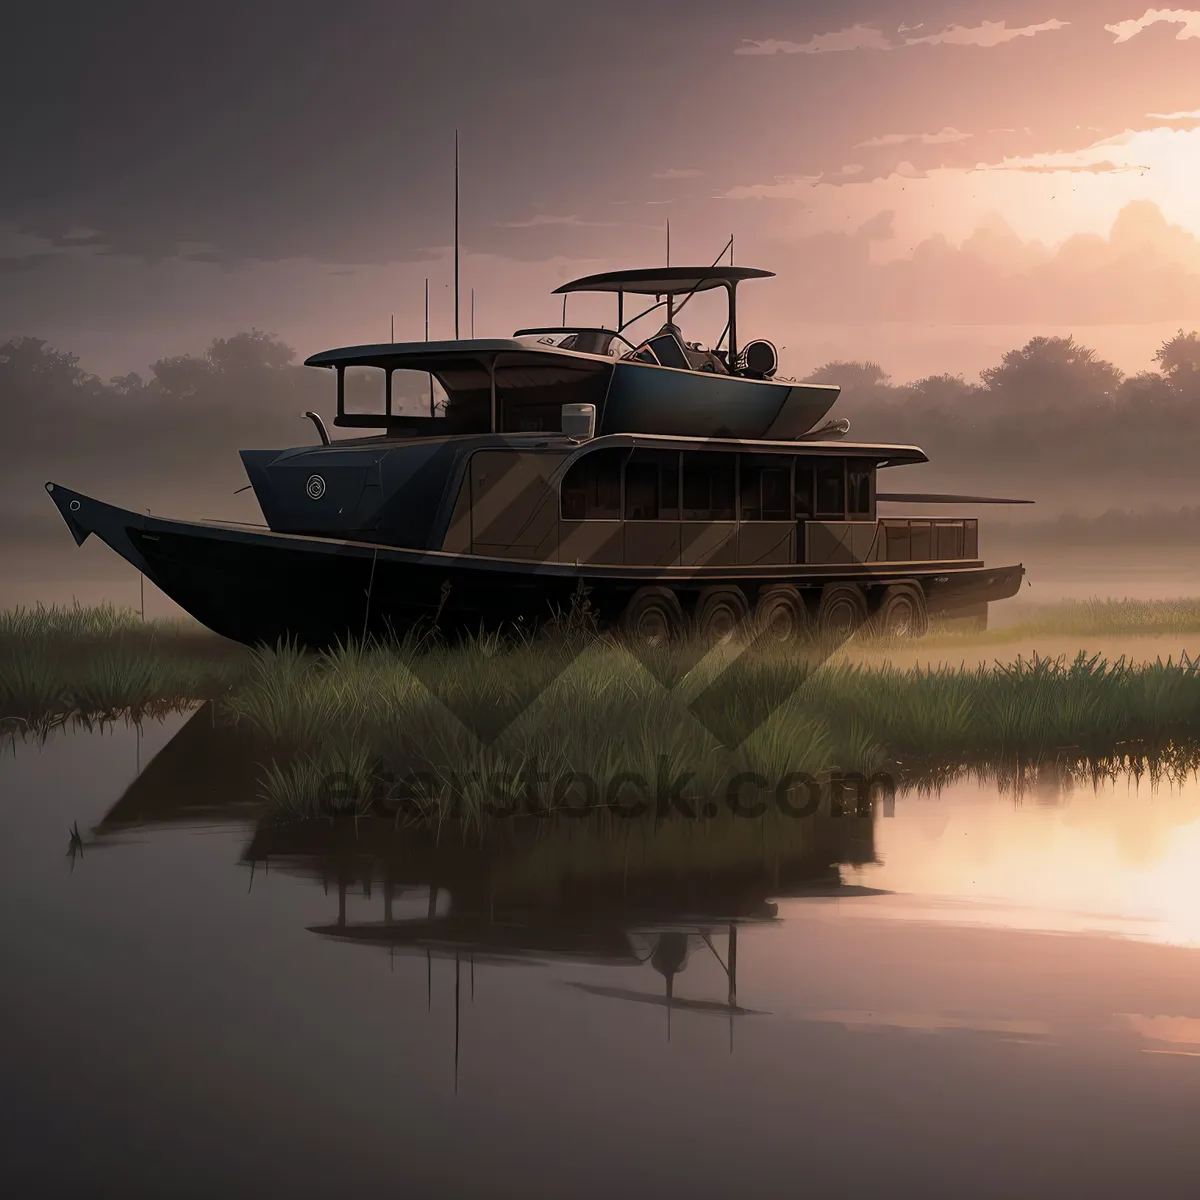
[666,217,671,267]
[390,313,394,342]
[471,287,475,338]
[454,129,460,340]
[426,277,434,416]
[562,294,567,326]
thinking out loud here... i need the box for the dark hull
[47,483,1024,647]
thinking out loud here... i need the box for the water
[5,714,1200,1197]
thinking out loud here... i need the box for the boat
[46,264,1025,647]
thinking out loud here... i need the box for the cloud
[977,159,1149,174]
[736,23,893,55]
[499,213,614,228]
[652,168,703,179]
[905,18,1069,47]
[755,200,1200,326]
[736,18,1069,55]
[720,174,822,199]
[855,127,973,149]
[1148,108,1200,119]
[1107,8,1200,43]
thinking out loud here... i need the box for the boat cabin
[437,435,979,568]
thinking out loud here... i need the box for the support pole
[727,282,738,369]
[489,355,498,433]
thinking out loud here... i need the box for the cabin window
[681,452,736,520]
[342,366,387,415]
[795,458,815,518]
[560,449,622,520]
[624,450,680,520]
[847,462,874,519]
[815,459,846,519]
[739,455,792,521]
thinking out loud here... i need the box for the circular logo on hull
[306,474,326,500]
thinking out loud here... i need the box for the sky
[6,0,1200,381]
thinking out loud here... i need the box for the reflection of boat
[93,706,880,960]
[87,707,887,1061]
[48,265,1023,646]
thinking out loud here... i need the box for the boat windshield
[513,329,620,356]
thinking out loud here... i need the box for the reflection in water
[11,707,1200,1194]
[93,704,880,1076]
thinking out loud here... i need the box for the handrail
[304,411,331,446]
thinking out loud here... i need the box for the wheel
[693,586,749,642]
[753,584,809,643]
[816,583,869,637]
[619,586,684,645]
[874,583,929,638]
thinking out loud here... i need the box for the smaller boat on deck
[47,263,1025,646]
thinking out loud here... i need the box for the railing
[879,518,978,562]
[804,519,979,565]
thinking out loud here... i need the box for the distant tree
[149,353,214,399]
[1153,330,1200,394]
[1117,370,1173,407]
[205,328,295,374]
[905,373,979,407]
[108,371,146,395]
[803,360,891,389]
[980,335,1123,405]
[0,336,94,391]
[149,330,298,400]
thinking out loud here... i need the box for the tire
[619,586,684,645]
[693,586,749,642]
[753,584,809,643]
[875,583,929,638]
[816,583,869,638]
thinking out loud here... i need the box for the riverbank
[6,602,1200,822]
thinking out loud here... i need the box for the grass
[9,601,1200,825]
[921,597,1200,645]
[229,635,1200,823]
[0,602,248,735]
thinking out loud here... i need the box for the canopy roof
[553,266,773,297]
[303,338,590,370]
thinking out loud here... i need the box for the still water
[5,712,1200,1197]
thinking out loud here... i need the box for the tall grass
[0,601,247,735]
[230,633,1200,821]
[10,603,1200,826]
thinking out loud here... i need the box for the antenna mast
[454,129,460,340]
[426,277,434,417]
[471,287,475,338]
